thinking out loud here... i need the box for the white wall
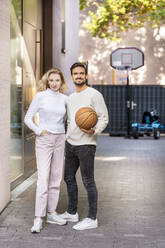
[79,9,165,86]
[53,0,79,94]
[0,0,10,212]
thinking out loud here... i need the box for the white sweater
[66,87,109,146]
[24,89,68,136]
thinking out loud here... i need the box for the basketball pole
[125,67,131,138]
[110,47,144,138]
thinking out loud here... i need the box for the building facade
[0,0,10,213]
[0,0,79,213]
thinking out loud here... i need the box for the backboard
[110,47,144,70]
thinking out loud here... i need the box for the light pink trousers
[35,133,65,217]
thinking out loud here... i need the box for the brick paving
[0,135,165,248]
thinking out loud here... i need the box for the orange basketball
[75,107,98,130]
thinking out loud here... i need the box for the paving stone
[1,135,165,247]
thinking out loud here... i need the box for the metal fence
[93,85,165,135]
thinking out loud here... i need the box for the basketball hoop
[115,66,132,71]
[110,47,144,71]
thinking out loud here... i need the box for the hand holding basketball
[75,107,98,130]
[80,127,95,134]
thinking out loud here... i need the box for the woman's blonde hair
[37,68,68,93]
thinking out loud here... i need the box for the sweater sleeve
[93,92,109,135]
[24,93,43,136]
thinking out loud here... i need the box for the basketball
[75,107,98,130]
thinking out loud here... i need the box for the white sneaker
[46,212,67,225]
[59,211,79,222]
[31,218,43,233]
[72,218,98,231]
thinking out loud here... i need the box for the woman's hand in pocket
[40,130,48,136]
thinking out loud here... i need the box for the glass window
[10,0,23,182]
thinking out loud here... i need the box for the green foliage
[80,0,165,40]
[80,0,89,10]
[11,0,21,17]
[80,0,100,10]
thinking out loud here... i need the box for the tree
[80,0,165,41]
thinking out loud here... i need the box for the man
[60,62,109,230]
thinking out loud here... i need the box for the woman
[24,68,68,233]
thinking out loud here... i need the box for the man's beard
[74,80,86,86]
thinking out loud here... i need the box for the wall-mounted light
[61,0,66,54]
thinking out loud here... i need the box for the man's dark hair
[70,62,87,75]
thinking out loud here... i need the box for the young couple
[24,62,109,233]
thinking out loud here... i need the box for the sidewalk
[1,135,165,248]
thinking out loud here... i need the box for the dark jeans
[64,141,98,219]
